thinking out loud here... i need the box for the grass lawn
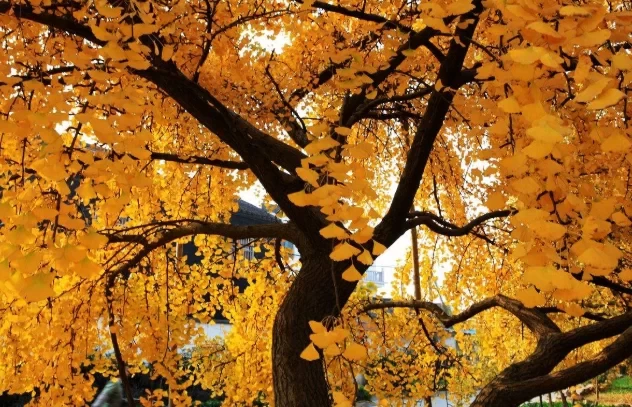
[608,376,632,393]
[584,376,632,406]
[522,402,617,407]
[522,377,632,407]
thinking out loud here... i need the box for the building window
[236,238,254,260]
[365,267,385,285]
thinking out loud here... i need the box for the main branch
[374,0,485,247]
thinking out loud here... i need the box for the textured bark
[470,325,632,407]
[272,253,357,407]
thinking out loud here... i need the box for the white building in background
[364,266,386,289]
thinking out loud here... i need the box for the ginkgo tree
[1,0,632,406]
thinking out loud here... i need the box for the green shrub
[356,386,372,402]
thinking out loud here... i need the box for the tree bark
[560,391,569,407]
[470,325,632,407]
[272,253,356,407]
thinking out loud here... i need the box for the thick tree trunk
[272,254,356,407]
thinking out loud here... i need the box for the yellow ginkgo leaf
[80,231,109,250]
[330,242,360,261]
[420,16,450,33]
[574,29,611,47]
[357,250,373,266]
[559,5,591,16]
[527,21,563,38]
[575,78,610,103]
[526,125,564,143]
[561,303,585,317]
[601,133,632,152]
[161,45,174,61]
[308,320,326,334]
[323,344,341,356]
[372,240,387,256]
[508,47,544,65]
[89,23,115,42]
[32,207,59,221]
[578,246,618,270]
[74,257,102,279]
[288,191,312,207]
[58,215,85,230]
[300,343,320,361]
[32,158,67,182]
[130,24,158,37]
[310,331,333,348]
[612,51,632,71]
[319,223,349,239]
[0,260,12,280]
[296,167,320,187]
[94,1,123,18]
[586,88,626,110]
[304,137,340,155]
[333,392,353,407]
[6,227,36,245]
[341,264,362,282]
[498,97,521,114]
[611,211,632,226]
[523,266,554,292]
[619,268,632,281]
[351,226,374,244]
[531,221,567,240]
[126,57,151,70]
[553,281,593,301]
[522,141,554,160]
[57,245,87,263]
[12,251,43,272]
[587,199,616,221]
[540,52,564,68]
[342,342,367,360]
[446,0,474,15]
[19,272,55,303]
[485,192,507,211]
[0,202,14,219]
[515,287,546,308]
[330,327,350,342]
[510,176,542,194]
[334,127,352,136]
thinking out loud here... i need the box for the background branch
[363,295,560,338]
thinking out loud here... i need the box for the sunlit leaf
[342,342,367,360]
[300,343,319,361]
[515,287,546,308]
[330,242,361,261]
[341,264,362,282]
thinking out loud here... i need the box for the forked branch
[363,295,560,338]
[405,209,513,236]
[105,221,299,281]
